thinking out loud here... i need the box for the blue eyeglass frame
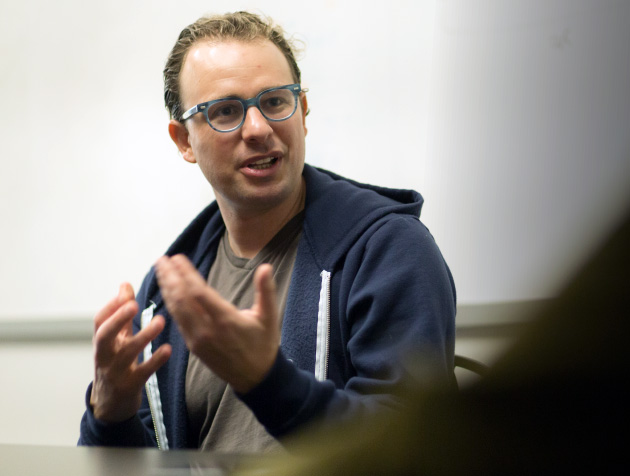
[180,83,302,133]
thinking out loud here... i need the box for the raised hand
[154,254,280,394]
[90,283,172,422]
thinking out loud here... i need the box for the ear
[299,93,308,137]
[168,120,197,164]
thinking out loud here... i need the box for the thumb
[118,282,135,303]
[253,264,278,328]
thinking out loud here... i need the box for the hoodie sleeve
[78,382,158,447]
[240,215,457,437]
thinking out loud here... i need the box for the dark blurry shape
[235,205,630,475]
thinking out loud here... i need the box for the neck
[219,179,306,259]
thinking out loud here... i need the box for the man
[79,11,456,452]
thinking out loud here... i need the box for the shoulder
[301,165,426,269]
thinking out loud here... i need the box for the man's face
[172,39,308,217]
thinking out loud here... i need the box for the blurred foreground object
[236,204,630,475]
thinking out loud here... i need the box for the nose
[240,105,273,142]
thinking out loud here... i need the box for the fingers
[94,299,139,352]
[155,255,205,297]
[155,254,233,318]
[91,338,171,423]
[253,263,278,328]
[113,314,168,369]
[118,282,135,302]
[94,282,136,332]
[135,342,172,382]
[155,255,205,320]
[90,282,171,423]
[93,293,160,371]
[156,256,278,331]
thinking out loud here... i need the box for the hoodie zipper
[315,270,331,381]
[141,303,170,450]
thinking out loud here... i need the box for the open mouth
[247,157,278,170]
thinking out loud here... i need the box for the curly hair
[163,11,302,122]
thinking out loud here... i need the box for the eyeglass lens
[207,88,297,131]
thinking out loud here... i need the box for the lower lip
[241,158,280,178]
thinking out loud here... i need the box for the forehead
[179,39,294,104]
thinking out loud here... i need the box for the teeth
[249,157,277,169]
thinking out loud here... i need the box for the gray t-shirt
[185,212,304,451]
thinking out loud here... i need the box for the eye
[207,100,243,124]
[215,104,239,117]
[261,89,295,114]
[265,96,287,107]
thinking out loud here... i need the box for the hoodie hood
[301,165,424,271]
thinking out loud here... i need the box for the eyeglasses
[180,83,302,133]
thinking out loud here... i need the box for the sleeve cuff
[237,350,335,437]
[78,382,154,447]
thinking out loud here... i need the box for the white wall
[0,0,629,447]
[422,1,630,303]
[0,342,93,446]
[2,0,628,321]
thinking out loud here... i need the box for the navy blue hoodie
[79,165,456,448]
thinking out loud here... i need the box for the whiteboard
[1,0,629,320]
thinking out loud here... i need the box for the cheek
[189,131,225,166]
[290,127,307,158]
[279,119,307,148]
